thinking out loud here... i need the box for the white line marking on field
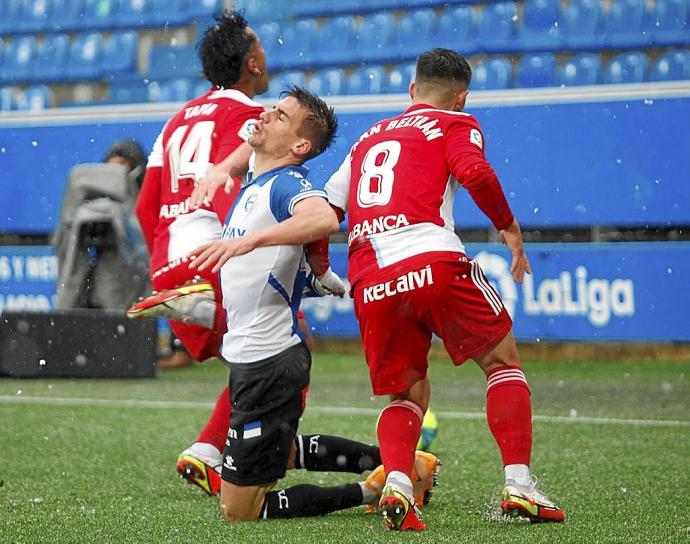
[1,395,688,427]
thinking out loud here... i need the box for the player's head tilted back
[198,10,269,95]
[412,48,472,112]
[248,85,338,164]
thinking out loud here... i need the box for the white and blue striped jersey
[219,164,326,363]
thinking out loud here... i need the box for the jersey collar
[403,103,438,115]
[246,163,310,187]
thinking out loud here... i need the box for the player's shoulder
[425,108,481,129]
[273,165,316,192]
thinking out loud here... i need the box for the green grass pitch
[1,353,688,543]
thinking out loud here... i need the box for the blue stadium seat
[558,53,602,86]
[101,31,137,75]
[650,0,690,46]
[31,34,70,82]
[256,22,281,67]
[471,57,513,90]
[651,49,690,81]
[604,51,649,84]
[346,65,387,95]
[16,84,55,111]
[0,36,37,83]
[602,0,653,48]
[233,0,279,23]
[81,0,120,30]
[65,32,104,81]
[117,0,151,28]
[395,9,438,62]
[185,0,222,21]
[353,12,398,63]
[147,45,202,80]
[20,0,54,34]
[267,71,307,98]
[561,0,604,50]
[51,0,86,33]
[434,6,477,56]
[108,78,154,104]
[516,52,558,87]
[150,0,187,27]
[148,78,193,102]
[311,16,358,66]
[193,79,212,97]
[0,0,25,35]
[0,86,18,112]
[519,0,563,51]
[307,68,347,97]
[387,62,416,94]
[476,2,518,53]
[272,19,319,70]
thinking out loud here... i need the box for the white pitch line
[1,395,689,428]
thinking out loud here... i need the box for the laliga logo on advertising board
[473,251,635,327]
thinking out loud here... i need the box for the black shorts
[221,342,311,486]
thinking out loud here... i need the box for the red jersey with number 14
[325,103,492,287]
[144,87,263,274]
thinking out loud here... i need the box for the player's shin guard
[376,400,424,479]
[486,365,532,466]
[294,435,381,473]
[260,483,363,519]
[196,386,232,453]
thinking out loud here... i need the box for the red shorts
[152,259,225,362]
[352,255,512,395]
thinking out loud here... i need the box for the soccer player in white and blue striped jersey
[189,87,382,522]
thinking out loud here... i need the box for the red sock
[196,386,231,452]
[486,365,532,466]
[376,399,424,477]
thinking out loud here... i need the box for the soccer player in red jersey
[325,48,565,530]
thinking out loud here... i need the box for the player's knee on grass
[219,481,274,522]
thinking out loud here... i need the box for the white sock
[386,470,414,499]
[358,482,378,505]
[504,464,531,486]
[190,442,221,461]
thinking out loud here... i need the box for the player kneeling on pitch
[186,86,435,522]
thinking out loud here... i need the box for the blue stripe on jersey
[268,271,306,341]
[268,273,290,304]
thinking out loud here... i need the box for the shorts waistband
[228,342,309,375]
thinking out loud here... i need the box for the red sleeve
[211,105,264,220]
[135,166,162,252]
[446,116,514,231]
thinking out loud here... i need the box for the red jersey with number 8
[325,103,494,288]
[144,87,263,274]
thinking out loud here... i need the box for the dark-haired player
[131,11,326,489]
[325,48,565,530]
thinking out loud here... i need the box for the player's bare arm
[499,218,532,283]
[190,196,340,272]
[190,142,253,209]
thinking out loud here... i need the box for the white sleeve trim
[287,190,328,215]
[146,125,166,168]
[324,152,352,212]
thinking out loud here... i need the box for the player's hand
[189,237,257,273]
[190,166,235,209]
[316,267,346,297]
[499,219,531,284]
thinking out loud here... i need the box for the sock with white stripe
[486,365,532,467]
[293,434,381,473]
[261,483,363,519]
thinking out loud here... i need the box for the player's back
[329,104,485,286]
[148,87,264,272]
